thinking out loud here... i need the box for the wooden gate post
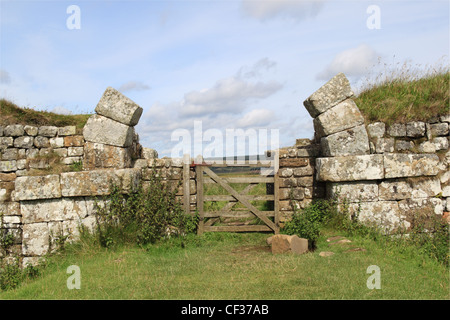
[183,154,191,216]
[196,157,204,235]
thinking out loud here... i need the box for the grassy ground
[0,231,448,300]
[0,98,91,129]
[354,63,449,124]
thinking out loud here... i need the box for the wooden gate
[193,160,279,235]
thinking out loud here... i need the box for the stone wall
[0,87,195,266]
[1,74,449,265]
[303,73,450,233]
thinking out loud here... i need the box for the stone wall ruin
[1,74,449,266]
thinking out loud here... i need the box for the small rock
[326,236,344,242]
[329,239,352,245]
[345,248,367,253]
[319,251,334,257]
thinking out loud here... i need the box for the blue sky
[0,0,448,157]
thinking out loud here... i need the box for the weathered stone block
[279,158,309,167]
[398,198,444,219]
[431,137,448,151]
[95,87,143,126]
[387,123,406,137]
[58,126,77,136]
[279,187,304,200]
[15,175,61,200]
[303,73,354,118]
[4,125,24,137]
[0,160,17,172]
[0,172,16,182]
[384,153,440,178]
[327,181,378,202]
[320,125,370,157]
[268,234,308,254]
[24,125,38,136]
[394,139,414,151]
[38,126,58,137]
[348,201,409,234]
[21,197,92,224]
[0,137,14,150]
[316,154,384,182]
[367,122,386,138]
[60,168,141,197]
[83,114,135,147]
[374,137,394,153]
[83,141,132,169]
[293,165,314,177]
[142,147,158,159]
[68,146,84,157]
[64,135,84,147]
[14,136,34,149]
[313,99,364,137]
[430,122,449,136]
[22,222,49,256]
[406,121,426,138]
[2,148,18,160]
[417,141,436,153]
[379,179,411,200]
[49,137,64,148]
[34,136,50,148]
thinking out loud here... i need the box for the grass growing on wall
[354,59,449,124]
[0,99,91,129]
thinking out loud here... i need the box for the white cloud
[181,76,282,116]
[236,57,277,79]
[236,108,275,128]
[118,81,151,92]
[242,0,325,22]
[316,44,381,81]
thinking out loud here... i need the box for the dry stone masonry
[1,73,449,265]
[303,73,449,234]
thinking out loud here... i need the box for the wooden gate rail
[194,161,279,235]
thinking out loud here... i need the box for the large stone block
[320,125,370,157]
[303,73,354,118]
[348,201,409,234]
[83,141,132,169]
[22,222,49,256]
[21,197,92,224]
[313,99,365,137]
[60,168,141,197]
[268,234,308,254]
[316,154,384,182]
[383,153,440,178]
[327,181,378,202]
[83,114,135,147]
[15,175,61,200]
[398,198,444,220]
[95,87,143,126]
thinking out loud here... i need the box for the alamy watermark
[366,5,381,30]
[170,120,280,171]
[66,5,81,30]
[67,265,81,290]
[366,265,381,289]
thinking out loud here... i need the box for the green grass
[354,61,449,124]
[0,98,91,129]
[0,231,447,300]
